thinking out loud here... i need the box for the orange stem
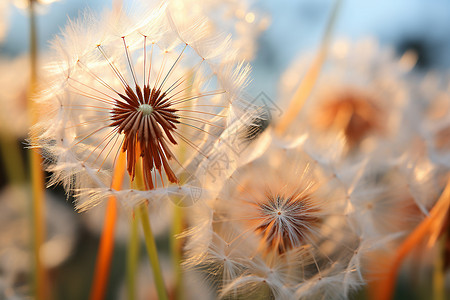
[89,152,126,300]
[373,178,450,300]
[27,0,48,298]
[275,0,342,135]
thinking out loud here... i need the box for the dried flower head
[184,145,363,299]
[34,2,250,210]
[278,38,410,156]
[347,155,439,240]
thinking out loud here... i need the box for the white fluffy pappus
[277,38,413,162]
[32,1,252,213]
[183,144,364,299]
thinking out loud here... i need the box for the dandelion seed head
[278,38,408,157]
[185,145,363,298]
[35,2,250,210]
[251,191,322,254]
[217,146,339,257]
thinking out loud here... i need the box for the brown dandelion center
[110,83,180,189]
[254,193,321,254]
[316,91,384,147]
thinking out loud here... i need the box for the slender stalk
[30,144,46,300]
[132,158,168,300]
[275,0,342,135]
[127,205,140,300]
[170,81,194,300]
[137,204,168,300]
[27,1,47,299]
[89,152,126,300]
[171,205,184,300]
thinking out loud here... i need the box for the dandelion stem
[89,152,126,300]
[127,210,140,300]
[171,102,191,300]
[27,1,48,299]
[137,204,169,300]
[275,0,342,135]
[171,205,184,300]
[133,158,168,300]
[373,178,450,300]
[30,147,46,300]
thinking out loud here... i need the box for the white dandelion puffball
[184,144,364,299]
[34,2,251,212]
[278,38,412,159]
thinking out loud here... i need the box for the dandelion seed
[240,108,271,142]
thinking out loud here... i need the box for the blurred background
[0,0,449,299]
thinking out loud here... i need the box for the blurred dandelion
[278,38,410,158]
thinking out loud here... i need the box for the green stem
[137,204,168,300]
[131,158,168,300]
[171,205,184,300]
[127,211,140,300]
